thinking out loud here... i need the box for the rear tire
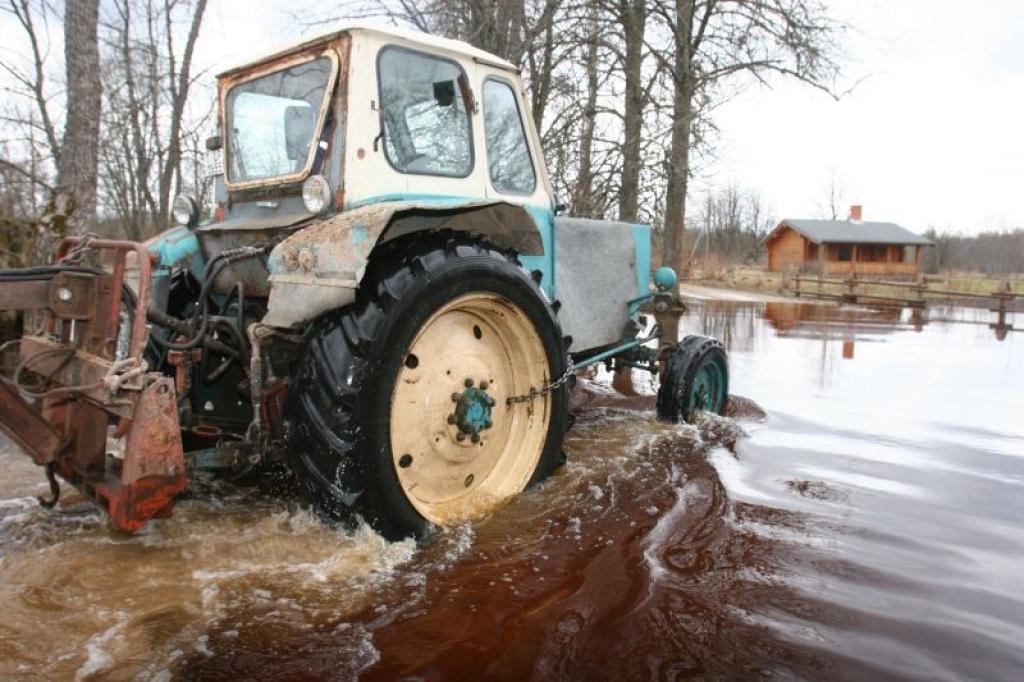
[656,335,729,423]
[285,232,569,540]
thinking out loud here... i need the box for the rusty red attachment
[0,237,188,532]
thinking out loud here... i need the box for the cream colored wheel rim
[389,292,552,525]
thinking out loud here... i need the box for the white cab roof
[217,20,518,77]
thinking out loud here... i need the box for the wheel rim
[689,356,726,415]
[389,292,552,525]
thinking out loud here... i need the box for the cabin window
[225,56,334,184]
[837,245,852,262]
[378,47,473,177]
[860,245,887,262]
[482,79,536,194]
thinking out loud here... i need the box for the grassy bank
[688,266,1024,302]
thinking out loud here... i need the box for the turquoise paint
[631,224,652,297]
[573,333,658,368]
[147,226,205,278]
[521,204,555,298]
[653,266,677,292]
[455,386,495,434]
[690,356,727,413]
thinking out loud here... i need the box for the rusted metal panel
[0,280,51,311]
[0,382,67,465]
[55,237,153,355]
[262,200,543,327]
[0,271,100,321]
[122,378,185,482]
[105,378,186,531]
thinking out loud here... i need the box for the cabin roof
[767,219,934,246]
[217,20,518,77]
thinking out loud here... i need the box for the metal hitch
[0,237,186,531]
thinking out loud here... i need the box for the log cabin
[764,205,933,278]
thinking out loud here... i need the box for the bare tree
[616,0,645,223]
[55,0,103,235]
[572,0,602,217]
[156,0,207,226]
[652,0,844,273]
[0,0,62,239]
[693,182,773,265]
[98,0,208,239]
[812,165,847,220]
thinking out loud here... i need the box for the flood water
[1,300,1021,680]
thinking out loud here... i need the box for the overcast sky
[199,0,1022,236]
[706,0,1024,235]
[7,1,1020,236]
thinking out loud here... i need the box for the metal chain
[506,355,575,405]
[59,231,100,265]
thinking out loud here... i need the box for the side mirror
[205,135,222,151]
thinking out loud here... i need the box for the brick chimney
[849,204,863,221]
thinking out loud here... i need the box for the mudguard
[262,200,544,327]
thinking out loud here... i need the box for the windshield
[225,56,334,184]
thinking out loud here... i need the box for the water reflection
[0,300,1021,680]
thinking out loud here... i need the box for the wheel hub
[389,292,552,522]
[451,379,495,441]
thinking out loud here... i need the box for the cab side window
[482,79,536,194]
[378,47,473,177]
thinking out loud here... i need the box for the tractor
[0,23,728,540]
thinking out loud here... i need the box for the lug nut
[447,414,456,425]
[456,432,466,442]
[479,380,489,390]
[451,392,460,402]
[470,433,480,443]
[464,378,474,388]
[464,474,474,487]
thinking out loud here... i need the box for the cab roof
[216,20,519,78]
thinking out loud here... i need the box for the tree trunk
[617,0,645,223]
[573,1,600,218]
[529,11,555,133]
[662,0,694,274]
[156,0,207,227]
[55,0,102,235]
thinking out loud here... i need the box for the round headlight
[172,194,199,228]
[302,175,332,215]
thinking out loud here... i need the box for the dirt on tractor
[1,300,1021,680]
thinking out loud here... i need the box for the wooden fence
[791,275,1021,335]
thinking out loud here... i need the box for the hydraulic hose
[148,246,264,352]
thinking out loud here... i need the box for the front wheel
[285,232,569,540]
[656,335,729,423]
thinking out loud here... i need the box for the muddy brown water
[1,301,1022,680]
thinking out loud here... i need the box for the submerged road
[0,300,1021,680]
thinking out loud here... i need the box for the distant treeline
[922,229,1024,275]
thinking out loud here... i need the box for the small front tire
[656,335,729,423]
